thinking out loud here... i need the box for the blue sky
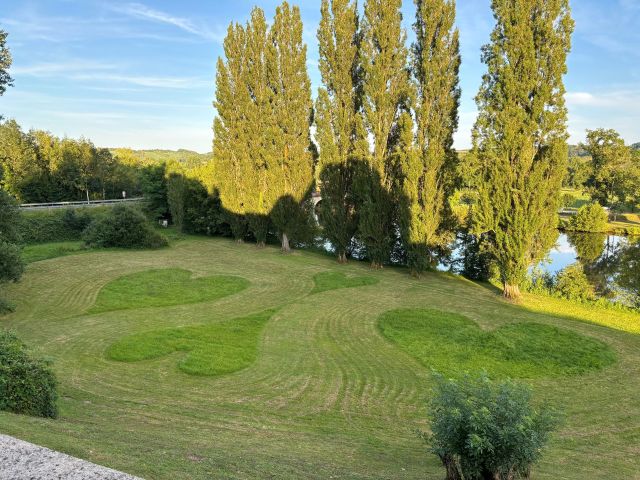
[1,0,639,152]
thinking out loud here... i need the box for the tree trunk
[256,240,266,248]
[370,261,383,270]
[86,189,90,204]
[337,251,348,264]
[439,454,463,480]
[503,282,521,300]
[235,238,244,244]
[281,233,291,253]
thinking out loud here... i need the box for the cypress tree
[213,22,250,241]
[357,0,410,268]
[267,2,315,253]
[472,0,574,299]
[315,0,365,263]
[398,0,460,276]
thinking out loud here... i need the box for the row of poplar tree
[213,0,574,299]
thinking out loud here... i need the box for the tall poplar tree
[244,8,271,246]
[472,0,574,299]
[357,0,410,268]
[267,2,315,252]
[213,22,250,240]
[399,0,460,275]
[315,0,365,263]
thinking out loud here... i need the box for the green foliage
[140,163,169,220]
[378,309,615,378]
[311,271,378,294]
[471,0,574,298]
[398,0,460,275]
[266,2,315,252]
[107,310,274,376]
[422,373,560,480]
[0,120,143,203]
[0,29,12,97]
[18,208,105,244]
[357,0,410,267]
[90,268,249,314]
[315,0,364,262]
[0,240,24,284]
[583,128,636,208]
[567,202,608,233]
[0,190,23,310]
[82,205,168,249]
[0,330,57,418]
[554,263,596,302]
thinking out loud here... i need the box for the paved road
[0,434,142,480]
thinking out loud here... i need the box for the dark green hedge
[18,208,108,244]
[0,330,58,418]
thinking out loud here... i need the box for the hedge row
[18,208,110,244]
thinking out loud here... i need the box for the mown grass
[107,309,276,376]
[378,308,616,378]
[22,241,86,264]
[311,271,378,294]
[0,237,639,479]
[89,268,249,313]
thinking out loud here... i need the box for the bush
[0,240,24,284]
[568,202,608,233]
[421,373,559,480]
[18,208,106,244]
[554,263,596,302]
[82,205,168,249]
[0,330,58,418]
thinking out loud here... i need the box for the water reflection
[540,233,639,309]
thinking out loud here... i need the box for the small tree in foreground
[0,330,58,418]
[421,373,560,480]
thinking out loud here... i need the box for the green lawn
[1,237,640,479]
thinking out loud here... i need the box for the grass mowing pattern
[378,308,616,378]
[1,238,639,479]
[89,268,249,313]
[22,241,86,264]
[311,271,378,294]
[107,310,276,376]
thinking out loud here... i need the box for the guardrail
[19,197,144,210]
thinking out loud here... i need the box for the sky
[1,0,639,153]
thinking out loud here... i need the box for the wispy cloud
[112,3,225,42]
[71,73,209,89]
[12,60,118,76]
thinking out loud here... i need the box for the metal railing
[19,197,144,210]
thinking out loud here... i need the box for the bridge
[19,197,144,211]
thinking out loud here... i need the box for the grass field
[1,237,640,479]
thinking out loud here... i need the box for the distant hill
[110,148,213,168]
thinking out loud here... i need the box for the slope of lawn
[1,236,639,479]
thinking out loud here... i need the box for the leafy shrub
[554,263,596,302]
[0,240,24,284]
[421,373,559,480]
[19,208,107,244]
[82,205,168,249]
[567,202,608,233]
[0,330,58,418]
